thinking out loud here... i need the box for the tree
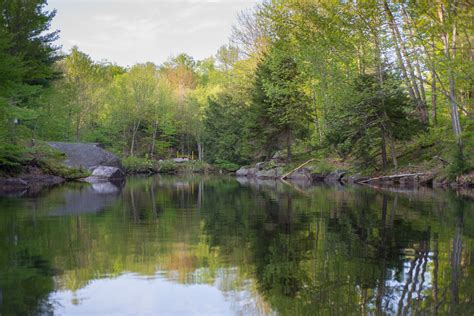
[203,93,249,164]
[0,0,60,87]
[326,74,419,169]
[0,0,60,170]
[106,63,160,156]
[248,50,311,161]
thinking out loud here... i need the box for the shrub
[0,144,27,172]
[214,159,239,172]
[156,160,178,173]
[123,156,154,174]
[448,146,471,180]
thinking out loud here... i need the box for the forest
[0,0,473,179]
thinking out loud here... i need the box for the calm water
[0,175,473,315]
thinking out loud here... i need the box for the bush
[156,160,178,173]
[0,144,27,173]
[448,146,471,180]
[123,156,154,174]
[214,159,239,172]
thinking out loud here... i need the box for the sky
[47,0,256,66]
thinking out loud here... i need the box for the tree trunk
[431,62,437,124]
[75,115,81,141]
[286,129,292,162]
[440,2,463,148]
[197,141,203,161]
[449,24,463,148]
[402,5,428,107]
[381,125,388,170]
[130,120,141,156]
[150,120,158,158]
[383,0,428,125]
[389,137,398,169]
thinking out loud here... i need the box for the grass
[0,141,90,179]
[122,156,216,174]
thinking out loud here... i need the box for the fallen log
[358,173,429,184]
[280,158,315,180]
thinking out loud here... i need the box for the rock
[173,157,189,163]
[286,167,312,181]
[270,151,286,162]
[457,171,474,187]
[92,166,124,179]
[256,167,283,179]
[345,174,370,184]
[235,167,257,177]
[255,162,266,171]
[83,166,124,183]
[0,178,29,192]
[48,142,122,170]
[235,167,249,177]
[20,175,65,186]
[324,170,347,183]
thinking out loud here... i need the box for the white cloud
[48,0,256,66]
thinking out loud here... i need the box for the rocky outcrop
[344,174,370,184]
[83,166,124,183]
[48,142,122,170]
[236,160,348,183]
[324,170,347,183]
[256,167,284,179]
[286,167,313,181]
[236,167,257,177]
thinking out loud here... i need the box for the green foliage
[1,0,472,183]
[214,159,239,172]
[448,147,471,180]
[0,143,27,172]
[246,49,311,161]
[156,160,178,174]
[326,74,420,169]
[122,156,154,174]
[28,142,90,179]
[203,94,250,165]
[307,160,335,175]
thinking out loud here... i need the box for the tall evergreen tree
[249,50,311,161]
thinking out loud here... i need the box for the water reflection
[0,175,472,315]
[49,181,123,216]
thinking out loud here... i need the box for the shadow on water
[0,175,473,315]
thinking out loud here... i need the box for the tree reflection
[0,176,472,315]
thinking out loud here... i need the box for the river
[0,175,473,315]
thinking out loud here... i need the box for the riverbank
[235,156,474,189]
[1,140,472,196]
[0,142,225,195]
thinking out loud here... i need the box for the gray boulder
[235,167,248,177]
[173,157,189,163]
[92,166,124,178]
[83,166,124,183]
[256,167,283,179]
[286,167,312,181]
[345,174,370,184]
[236,167,257,177]
[255,162,266,170]
[324,170,347,183]
[48,142,122,170]
[20,175,65,186]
